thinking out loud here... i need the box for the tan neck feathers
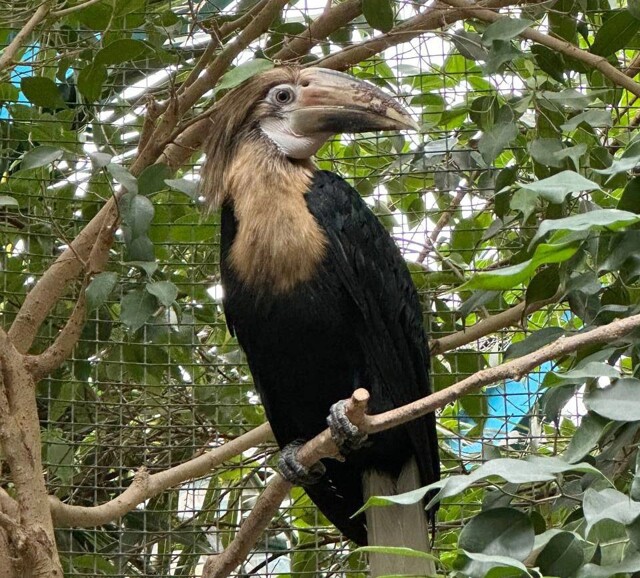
[225,143,327,294]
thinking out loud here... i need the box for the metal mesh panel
[0,1,634,576]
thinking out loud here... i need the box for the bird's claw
[327,399,368,455]
[278,440,326,486]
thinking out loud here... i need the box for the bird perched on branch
[202,66,440,576]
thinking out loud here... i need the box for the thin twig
[429,291,561,355]
[200,312,640,578]
[50,423,273,527]
[438,0,640,98]
[50,0,103,17]
[417,189,467,264]
[0,1,51,74]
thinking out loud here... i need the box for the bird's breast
[228,188,328,294]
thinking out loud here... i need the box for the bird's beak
[289,68,420,136]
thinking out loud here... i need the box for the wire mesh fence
[1,0,638,576]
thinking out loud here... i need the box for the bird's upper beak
[289,68,419,136]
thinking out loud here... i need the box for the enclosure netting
[0,1,633,576]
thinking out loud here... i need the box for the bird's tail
[363,458,436,577]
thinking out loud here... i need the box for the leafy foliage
[4,0,640,576]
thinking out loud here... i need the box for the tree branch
[417,189,467,264]
[50,423,273,527]
[201,312,640,578]
[131,0,289,175]
[430,292,561,355]
[272,0,362,62]
[8,192,119,354]
[24,289,86,381]
[0,1,52,75]
[438,0,640,98]
[202,391,368,578]
[0,329,63,576]
[50,0,103,17]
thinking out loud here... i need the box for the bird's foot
[327,399,368,455]
[278,440,326,486]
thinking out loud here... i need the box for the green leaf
[165,178,199,198]
[563,413,610,463]
[462,551,532,577]
[167,214,216,243]
[518,171,600,204]
[584,487,640,535]
[541,88,598,110]
[631,451,640,500]
[591,10,640,56]
[86,272,118,312]
[0,195,18,207]
[618,177,640,213]
[21,146,63,170]
[629,0,640,20]
[561,109,613,131]
[363,0,394,32]
[352,546,438,561]
[78,63,107,102]
[43,429,74,486]
[460,508,534,560]
[577,552,640,578]
[585,378,640,421]
[359,456,602,512]
[108,163,138,193]
[0,82,19,102]
[482,18,533,44]
[531,45,565,83]
[89,152,113,169]
[146,280,178,307]
[478,122,518,164]
[215,59,274,94]
[138,163,172,195]
[505,327,565,360]
[525,266,560,305]
[531,209,640,245]
[20,77,66,108]
[95,39,148,66]
[120,289,158,332]
[120,194,154,238]
[595,141,640,176]
[124,261,158,277]
[451,30,489,61]
[528,138,565,168]
[556,361,620,382]
[461,242,579,291]
[536,532,585,577]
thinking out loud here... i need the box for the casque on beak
[289,68,420,136]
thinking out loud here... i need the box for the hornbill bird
[202,67,440,576]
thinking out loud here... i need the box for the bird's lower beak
[289,68,419,136]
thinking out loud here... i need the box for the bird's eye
[274,88,294,104]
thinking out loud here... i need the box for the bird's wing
[308,170,440,487]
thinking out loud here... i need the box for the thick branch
[202,391,368,578]
[439,0,640,98]
[0,330,62,576]
[368,312,640,433]
[132,0,289,174]
[203,313,640,578]
[430,292,561,355]
[24,291,86,380]
[272,0,362,62]
[0,2,51,75]
[50,423,273,527]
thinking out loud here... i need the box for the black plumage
[220,170,439,544]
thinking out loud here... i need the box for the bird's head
[202,66,418,208]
